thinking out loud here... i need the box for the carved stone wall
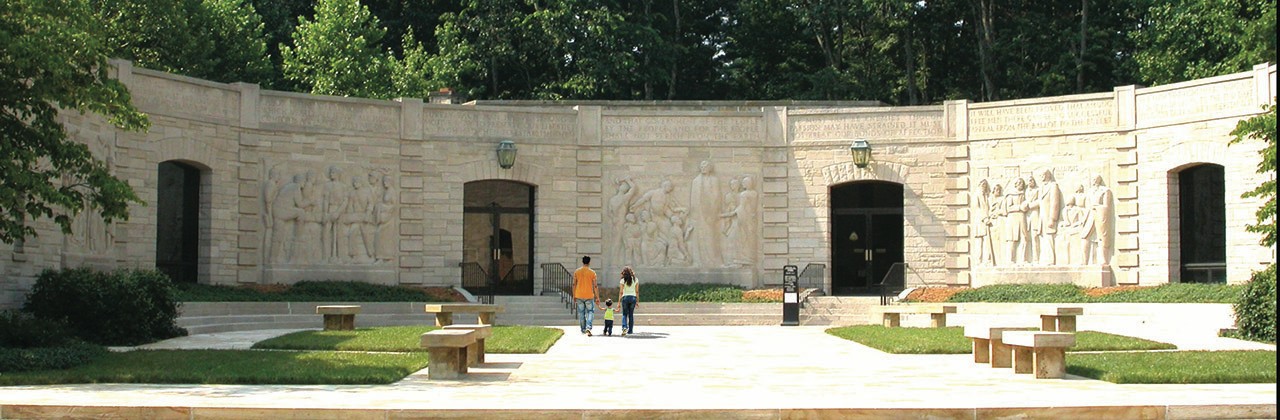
[0,61,1273,307]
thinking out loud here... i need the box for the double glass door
[830,181,904,295]
[463,181,534,296]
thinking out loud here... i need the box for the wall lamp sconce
[496,140,517,169]
[850,139,871,168]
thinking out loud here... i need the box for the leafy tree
[250,0,314,90]
[390,28,440,99]
[0,0,148,244]
[93,0,273,85]
[1229,104,1277,247]
[281,0,396,99]
[1131,0,1276,85]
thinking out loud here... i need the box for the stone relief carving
[263,163,396,265]
[65,135,116,254]
[608,160,759,268]
[972,170,1113,267]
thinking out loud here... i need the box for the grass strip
[1068,351,1276,383]
[252,325,563,354]
[825,326,1175,354]
[0,349,429,386]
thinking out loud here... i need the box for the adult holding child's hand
[618,266,640,336]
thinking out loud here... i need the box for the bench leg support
[427,347,468,379]
[972,338,991,364]
[991,339,1015,368]
[323,314,355,331]
[882,313,901,328]
[479,312,495,325]
[1033,347,1067,379]
[434,312,454,327]
[1012,346,1034,374]
[1040,315,1058,332]
[930,313,947,328]
[1057,316,1077,332]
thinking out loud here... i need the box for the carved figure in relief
[720,177,742,263]
[688,160,723,266]
[373,174,397,262]
[294,169,324,264]
[1059,184,1091,265]
[1088,175,1114,265]
[638,210,665,265]
[724,175,760,267]
[1035,170,1063,265]
[622,213,643,266]
[608,177,637,263]
[664,212,692,266]
[1003,178,1028,265]
[973,179,995,266]
[343,175,374,263]
[262,165,285,262]
[1024,175,1041,264]
[988,183,1005,266]
[322,166,348,263]
[269,173,305,263]
[631,179,679,223]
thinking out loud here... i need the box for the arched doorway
[1176,164,1226,283]
[155,161,203,283]
[463,180,535,296]
[830,181,904,295]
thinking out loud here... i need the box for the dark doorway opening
[463,180,535,296]
[156,161,201,284]
[830,181,904,295]
[1178,164,1226,283]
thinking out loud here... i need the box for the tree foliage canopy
[0,0,148,244]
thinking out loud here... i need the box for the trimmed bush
[0,310,76,348]
[1234,264,1276,343]
[642,283,749,302]
[23,268,186,346]
[0,341,106,373]
[947,283,1088,303]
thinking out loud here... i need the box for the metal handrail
[876,262,909,305]
[458,262,491,304]
[540,262,576,317]
[798,263,826,294]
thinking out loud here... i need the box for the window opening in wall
[1177,164,1226,283]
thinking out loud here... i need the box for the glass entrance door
[463,181,534,296]
[830,182,904,295]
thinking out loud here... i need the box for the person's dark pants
[621,296,637,333]
[604,319,614,335]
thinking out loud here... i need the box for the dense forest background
[82,0,1280,104]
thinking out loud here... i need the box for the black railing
[798,263,826,294]
[540,262,575,316]
[495,263,533,295]
[458,262,492,304]
[877,262,909,305]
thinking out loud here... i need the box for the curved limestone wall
[0,60,1273,307]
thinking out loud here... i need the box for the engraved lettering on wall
[607,160,760,268]
[263,163,396,265]
[972,169,1112,267]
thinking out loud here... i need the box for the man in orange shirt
[572,255,599,336]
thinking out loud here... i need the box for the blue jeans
[621,295,637,333]
[576,298,595,332]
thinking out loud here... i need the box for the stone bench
[423,303,505,327]
[1002,331,1076,379]
[420,329,478,379]
[876,305,957,327]
[1040,307,1084,332]
[964,325,1035,367]
[443,324,492,366]
[315,305,361,331]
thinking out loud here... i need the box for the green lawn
[0,349,430,386]
[1068,351,1277,383]
[252,325,563,354]
[825,326,1175,354]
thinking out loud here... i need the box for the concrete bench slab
[1002,331,1076,379]
[315,305,361,331]
[443,324,493,366]
[875,305,957,327]
[964,326,1035,367]
[420,329,478,380]
[424,304,506,326]
[1040,307,1084,332]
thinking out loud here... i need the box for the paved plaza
[0,325,1275,419]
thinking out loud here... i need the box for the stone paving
[1,326,1276,419]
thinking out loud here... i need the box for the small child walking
[601,299,616,336]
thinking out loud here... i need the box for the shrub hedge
[0,310,76,348]
[642,283,750,302]
[1233,265,1276,343]
[0,341,106,373]
[945,283,1243,304]
[23,268,186,346]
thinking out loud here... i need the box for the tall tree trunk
[905,26,919,105]
[643,0,654,100]
[1077,0,1088,92]
[667,0,680,99]
[975,0,998,101]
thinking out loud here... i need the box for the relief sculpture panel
[262,162,397,266]
[972,169,1113,267]
[606,160,759,268]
